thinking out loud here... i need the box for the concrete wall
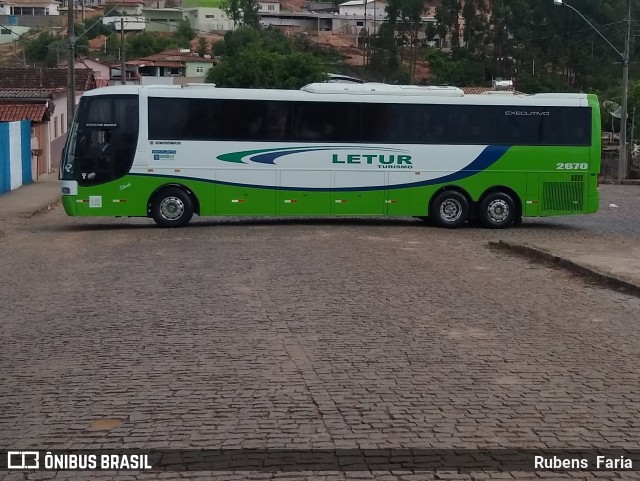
[0,25,30,45]
[195,7,234,32]
[0,14,64,27]
[0,120,32,195]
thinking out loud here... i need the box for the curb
[28,196,62,218]
[489,240,640,299]
[599,179,640,185]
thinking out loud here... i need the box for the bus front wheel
[430,190,470,228]
[479,191,516,229]
[151,187,194,228]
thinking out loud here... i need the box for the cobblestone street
[1,185,640,480]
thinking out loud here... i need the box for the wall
[0,14,64,27]
[195,7,234,32]
[338,1,385,17]
[258,2,280,14]
[0,120,32,195]
[0,25,29,45]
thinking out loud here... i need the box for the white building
[103,16,146,31]
[0,0,60,15]
[195,7,235,32]
[258,0,280,14]
[0,25,29,44]
[338,0,385,19]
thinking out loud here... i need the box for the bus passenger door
[333,171,385,215]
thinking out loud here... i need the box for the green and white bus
[60,83,600,228]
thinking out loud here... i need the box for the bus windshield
[60,95,139,185]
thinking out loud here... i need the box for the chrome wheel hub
[440,199,462,222]
[160,197,185,221]
[487,199,509,222]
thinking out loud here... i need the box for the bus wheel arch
[148,185,197,227]
[429,186,472,228]
[477,186,521,229]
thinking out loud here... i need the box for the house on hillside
[0,68,97,175]
[0,0,60,15]
[107,0,144,15]
[258,0,280,14]
[102,15,147,31]
[338,0,384,18]
[0,89,53,182]
[75,56,111,85]
[142,7,197,32]
[196,7,235,32]
[116,49,217,84]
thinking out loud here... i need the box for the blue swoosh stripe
[412,145,510,187]
[134,145,510,191]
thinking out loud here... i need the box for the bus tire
[151,187,194,228]
[430,190,469,228]
[479,191,516,229]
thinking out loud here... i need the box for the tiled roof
[3,0,60,4]
[0,89,54,100]
[0,68,96,91]
[0,102,50,122]
[130,49,217,64]
[127,59,184,68]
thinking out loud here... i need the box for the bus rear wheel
[479,191,516,229]
[151,187,194,228]
[430,190,469,228]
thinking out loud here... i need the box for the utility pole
[120,17,126,85]
[619,0,631,180]
[67,0,75,130]
[363,0,367,66]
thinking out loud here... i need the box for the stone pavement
[0,172,61,220]
[1,178,638,290]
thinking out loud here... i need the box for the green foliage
[370,0,425,82]
[176,19,196,41]
[196,37,209,57]
[206,27,331,88]
[429,0,640,97]
[78,16,114,41]
[422,47,485,86]
[125,31,187,58]
[221,0,259,27]
[22,31,58,65]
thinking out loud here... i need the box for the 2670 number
[556,162,588,170]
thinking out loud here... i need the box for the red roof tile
[0,102,50,122]
[0,68,96,91]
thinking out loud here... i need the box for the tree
[205,27,332,88]
[196,37,209,57]
[367,0,423,83]
[221,0,259,28]
[176,19,196,42]
[435,0,461,48]
[22,31,58,65]
[426,0,640,94]
[423,46,484,86]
